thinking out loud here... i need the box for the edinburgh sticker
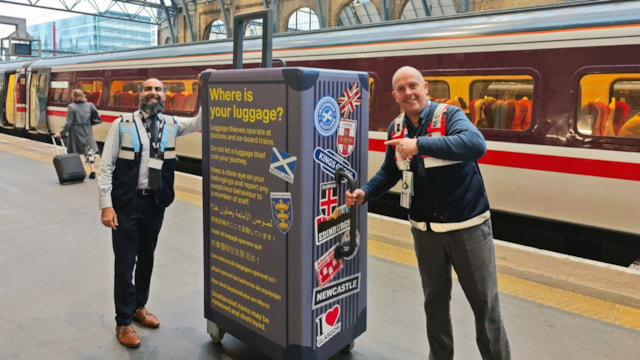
[315,204,350,245]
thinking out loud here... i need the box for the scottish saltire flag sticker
[269,147,297,183]
[314,96,340,137]
[271,192,293,234]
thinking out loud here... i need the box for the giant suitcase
[52,136,86,185]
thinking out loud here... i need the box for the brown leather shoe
[116,325,140,348]
[134,307,160,328]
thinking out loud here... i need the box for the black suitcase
[52,136,86,185]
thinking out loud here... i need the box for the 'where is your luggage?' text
[209,87,283,124]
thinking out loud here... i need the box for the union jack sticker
[337,81,362,119]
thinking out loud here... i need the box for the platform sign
[202,67,368,360]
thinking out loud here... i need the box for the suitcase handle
[51,135,68,155]
[335,167,358,259]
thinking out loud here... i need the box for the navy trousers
[112,193,165,326]
[411,220,510,360]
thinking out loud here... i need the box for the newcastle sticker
[313,273,360,308]
[271,192,293,234]
[314,96,340,137]
[269,147,297,183]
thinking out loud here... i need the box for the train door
[4,72,17,127]
[0,71,5,125]
[14,69,27,129]
[28,68,51,133]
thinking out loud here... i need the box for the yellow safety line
[4,134,640,332]
[367,239,640,332]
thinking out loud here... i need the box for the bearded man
[98,75,207,348]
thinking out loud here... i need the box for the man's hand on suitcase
[101,207,119,230]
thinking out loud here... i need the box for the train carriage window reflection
[107,78,198,112]
[158,78,199,112]
[426,80,450,101]
[76,80,103,105]
[109,79,143,108]
[469,79,533,130]
[48,80,69,104]
[421,75,533,131]
[578,74,640,138]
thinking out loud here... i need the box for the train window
[468,79,533,130]
[108,78,199,112]
[421,75,534,131]
[48,80,69,104]
[578,74,640,138]
[471,80,533,101]
[158,78,200,112]
[109,79,143,108]
[426,80,449,100]
[76,80,103,105]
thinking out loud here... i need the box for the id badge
[396,152,409,171]
[148,158,164,191]
[400,170,413,209]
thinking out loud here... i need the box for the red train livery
[2,0,639,265]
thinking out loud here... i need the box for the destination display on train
[206,81,288,345]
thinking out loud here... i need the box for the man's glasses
[143,86,164,92]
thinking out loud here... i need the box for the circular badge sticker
[338,229,360,260]
[314,96,340,137]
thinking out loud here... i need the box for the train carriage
[2,0,640,265]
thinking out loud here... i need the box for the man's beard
[140,98,165,115]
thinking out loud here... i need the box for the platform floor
[1,133,640,360]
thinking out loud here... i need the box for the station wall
[161,0,567,44]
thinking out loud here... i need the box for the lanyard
[143,115,164,158]
[395,99,432,167]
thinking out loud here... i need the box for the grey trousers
[411,220,510,360]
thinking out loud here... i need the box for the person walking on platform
[345,66,510,360]
[97,75,206,348]
[54,89,99,179]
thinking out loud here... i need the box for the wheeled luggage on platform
[52,136,86,185]
[201,11,369,360]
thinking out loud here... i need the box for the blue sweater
[362,102,490,224]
